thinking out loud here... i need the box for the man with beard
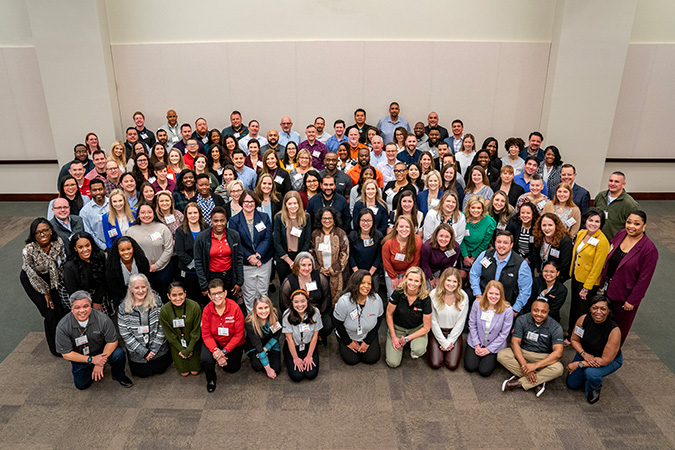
[519,132,545,162]
[397,134,421,165]
[306,175,351,233]
[320,151,353,199]
[156,129,170,150]
[261,129,286,159]
[192,117,210,147]
[174,124,205,155]
[315,117,331,143]
[79,178,109,250]
[443,119,464,154]
[377,102,410,144]
[348,147,384,188]
[418,127,442,158]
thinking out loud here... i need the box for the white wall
[106,0,556,44]
[631,0,675,43]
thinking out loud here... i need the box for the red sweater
[382,235,422,278]
[201,299,245,353]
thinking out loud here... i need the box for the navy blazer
[600,230,659,307]
[570,183,591,215]
[228,210,274,264]
[417,189,443,218]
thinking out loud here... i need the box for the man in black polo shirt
[469,230,533,316]
[56,291,133,390]
[497,299,564,397]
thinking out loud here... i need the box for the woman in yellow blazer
[568,208,610,339]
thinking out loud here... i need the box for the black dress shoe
[587,389,601,404]
[115,376,134,388]
[268,284,277,294]
[207,380,216,393]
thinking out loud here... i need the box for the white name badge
[150,232,162,241]
[364,238,374,247]
[394,252,405,261]
[480,311,494,321]
[256,160,263,168]
[574,326,585,338]
[298,343,306,352]
[350,309,360,320]
[550,248,560,258]
[369,206,379,215]
[218,326,229,336]
[274,175,284,184]
[255,222,266,232]
[294,173,303,181]
[529,236,535,243]
[187,260,196,270]
[172,136,179,142]
[565,217,577,227]
[465,229,470,236]
[430,198,440,207]
[180,338,187,348]
[148,177,157,184]
[299,324,311,333]
[270,322,282,333]
[497,223,506,230]
[164,214,176,224]
[537,200,547,209]
[173,318,185,328]
[588,237,600,246]
[140,133,148,139]
[306,281,317,291]
[604,211,609,219]
[312,150,321,158]
[138,325,150,334]
[202,137,208,144]
[168,173,175,180]
[526,331,539,342]
[108,228,118,238]
[318,243,330,252]
[75,335,88,346]
[481,257,492,268]
[290,227,303,237]
[385,188,394,197]
[445,249,456,258]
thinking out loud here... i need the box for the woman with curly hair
[542,182,581,238]
[532,212,573,281]
[310,207,350,304]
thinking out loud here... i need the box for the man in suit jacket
[49,197,85,256]
[558,164,590,214]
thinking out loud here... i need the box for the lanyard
[171,303,187,340]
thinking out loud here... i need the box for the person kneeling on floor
[497,298,564,397]
[56,290,133,390]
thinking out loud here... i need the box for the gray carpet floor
[1,201,674,449]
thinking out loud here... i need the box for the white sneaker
[536,382,546,397]
[502,375,517,392]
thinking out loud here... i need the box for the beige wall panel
[602,163,675,193]
[0,164,57,194]
[294,41,365,132]
[608,44,675,159]
[0,47,55,160]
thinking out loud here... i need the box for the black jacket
[193,226,244,291]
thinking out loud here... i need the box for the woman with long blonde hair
[108,140,127,172]
[245,296,282,379]
[428,268,468,371]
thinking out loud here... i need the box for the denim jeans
[71,346,127,390]
[566,351,623,395]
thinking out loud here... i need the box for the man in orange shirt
[347,147,384,188]
[346,127,368,160]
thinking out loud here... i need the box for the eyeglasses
[394,169,407,173]
[242,200,255,205]
[35,229,52,236]
[52,206,69,210]
[210,291,226,297]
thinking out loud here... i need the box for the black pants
[20,270,65,356]
[148,264,173,304]
[181,271,205,308]
[463,344,498,377]
[319,313,334,341]
[276,253,297,291]
[128,350,173,378]
[283,341,319,382]
[248,349,282,374]
[568,278,598,334]
[200,342,244,382]
[337,337,381,365]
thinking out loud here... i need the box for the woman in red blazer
[599,210,658,345]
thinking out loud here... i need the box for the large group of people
[21,105,660,404]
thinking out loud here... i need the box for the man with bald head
[370,135,387,167]
[160,109,181,148]
[261,129,286,159]
[50,198,85,256]
[279,116,301,146]
[425,112,449,141]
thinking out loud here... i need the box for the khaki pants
[385,324,427,368]
[497,348,564,390]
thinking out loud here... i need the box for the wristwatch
[578,361,584,369]
[404,336,409,343]
[87,356,92,364]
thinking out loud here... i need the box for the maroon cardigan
[599,229,658,307]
